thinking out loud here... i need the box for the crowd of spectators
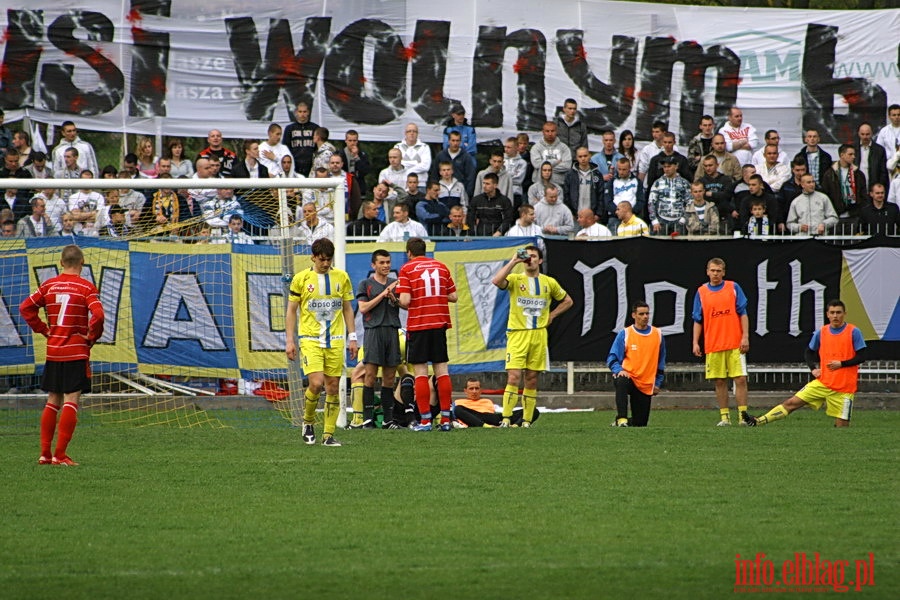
[2,101,899,244]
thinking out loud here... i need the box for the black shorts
[406,328,449,365]
[42,360,91,394]
[363,327,401,367]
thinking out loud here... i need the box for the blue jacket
[443,119,477,156]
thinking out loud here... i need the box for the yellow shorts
[796,379,854,420]
[705,348,747,380]
[300,339,345,377]
[505,329,549,372]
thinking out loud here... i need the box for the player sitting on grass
[19,244,105,466]
[743,299,866,428]
[453,377,538,428]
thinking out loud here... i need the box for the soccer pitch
[2,410,897,599]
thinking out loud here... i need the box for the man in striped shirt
[396,237,457,431]
[20,244,105,466]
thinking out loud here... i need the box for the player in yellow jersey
[491,245,573,427]
[285,238,358,447]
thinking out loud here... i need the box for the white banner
[0,0,898,150]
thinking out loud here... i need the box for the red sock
[436,374,452,419]
[414,376,432,422]
[40,403,59,457]
[54,402,79,459]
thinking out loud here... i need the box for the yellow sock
[522,388,537,423]
[304,388,319,424]
[350,383,364,425]
[719,408,731,423]
[738,405,748,417]
[502,384,519,420]
[757,404,789,426]
[324,395,340,436]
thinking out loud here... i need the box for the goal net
[0,174,347,430]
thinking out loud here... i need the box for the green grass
[1,410,897,599]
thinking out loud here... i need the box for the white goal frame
[1,175,351,427]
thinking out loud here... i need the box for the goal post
[0,175,350,428]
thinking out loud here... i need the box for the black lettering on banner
[323,19,406,125]
[225,16,331,122]
[556,31,638,134]
[0,10,44,109]
[128,0,171,118]
[634,37,740,143]
[410,20,458,125]
[801,24,886,144]
[541,237,882,364]
[42,11,125,115]
[472,26,546,130]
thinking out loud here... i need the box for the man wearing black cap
[645,131,693,198]
[442,104,477,157]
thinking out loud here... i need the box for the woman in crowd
[165,138,194,178]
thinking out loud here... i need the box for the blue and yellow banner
[1,237,531,377]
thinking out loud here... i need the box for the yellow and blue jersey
[289,267,353,347]
[505,272,567,331]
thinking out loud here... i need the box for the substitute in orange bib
[606,301,666,427]
[692,257,750,426]
[19,244,105,466]
[743,299,866,428]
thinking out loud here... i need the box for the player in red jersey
[396,237,458,431]
[19,245,105,466]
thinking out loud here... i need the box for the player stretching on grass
[491,245,572,427]
[285,238,358,447]
[606,301,666,427]
[20,244,105,466]
[692,257,750,426]
[743,300,866,428]
[396,237,457,431]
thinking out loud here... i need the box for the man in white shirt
[379,148,408,201]
[378,202,428,242]
[637,121,677,181]
[259,123,291,176]
[758,144,791,193]
[875,103,900,157]
[751,130,788,170]
[51,120,98,176]
[67,172,105,236]
[394,123,431,185]
[506,204,543,238]
[295,201,334,245]
[574,208,611,239]
[718,106,758,165]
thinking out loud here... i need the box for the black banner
[545,236,900,363]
